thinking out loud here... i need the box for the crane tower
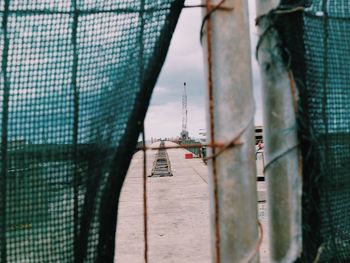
[180,82,189,140]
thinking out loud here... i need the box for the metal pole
[201,1,259,262]
[142,125,148,263]
[255,1,302,262]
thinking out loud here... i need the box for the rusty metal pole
[201,1,259,262]
[255,0,302,262]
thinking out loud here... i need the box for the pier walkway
[115,141,268,262]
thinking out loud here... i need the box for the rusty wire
[203,123,255,161]
[200,0,232,44]
[142,125,148,263]
[203,0,225,262]
[204,140,241,161]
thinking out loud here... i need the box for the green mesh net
[0,0,183,262]
[275,0,350,261]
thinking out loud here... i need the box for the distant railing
[180,140,203,158]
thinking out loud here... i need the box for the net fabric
[275,0,350,261]
[303,6,350,261]
[0,0,183,262]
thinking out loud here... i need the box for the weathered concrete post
[255,0,302,262]
[201,0,259,262]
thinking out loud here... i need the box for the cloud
[145,101,205,139]
[153,5,205,108]
[145,0,263,139]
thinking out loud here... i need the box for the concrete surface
[115,141,210,263]
[115,141,269,263]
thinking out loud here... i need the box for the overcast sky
[144,0,262,140]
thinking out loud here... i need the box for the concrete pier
[115,141,269,262]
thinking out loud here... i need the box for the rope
[255,5,305,63]
[255,5,305,24]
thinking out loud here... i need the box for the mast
[181,82,189,139]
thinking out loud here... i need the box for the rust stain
[205,0,221,262]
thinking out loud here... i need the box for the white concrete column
[201,1,259,262]
[255,1,302,262]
